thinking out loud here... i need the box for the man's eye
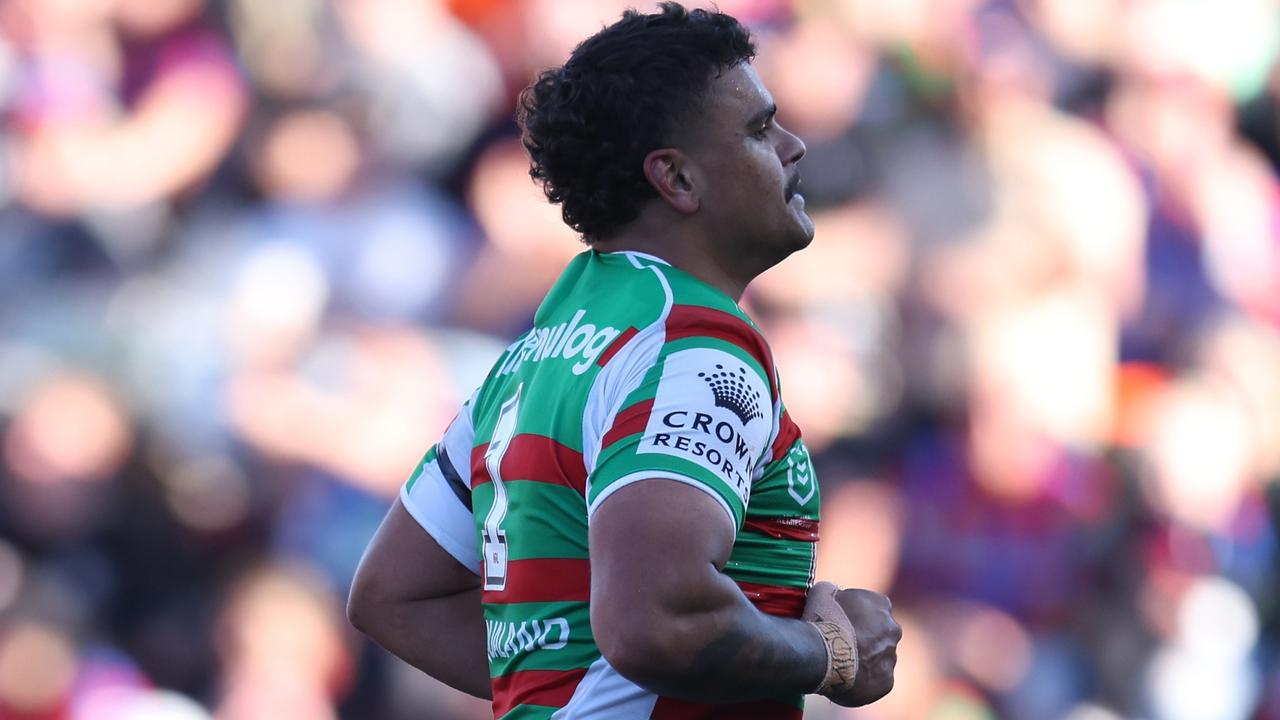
[753,124,770,138]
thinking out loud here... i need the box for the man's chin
[789,201,816,247]
[771,219,815,262]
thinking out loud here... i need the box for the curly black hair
[517,2,756,242]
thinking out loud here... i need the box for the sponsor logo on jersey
[485,617,570,661]
[498,309,621,377]
[649,411,756,496]
[637,348,771,505]
[698,363,764,424]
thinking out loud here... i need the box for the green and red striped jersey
[403,250,821,719]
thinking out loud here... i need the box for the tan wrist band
[810,620,858,696]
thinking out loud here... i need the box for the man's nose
[778,122,805,165]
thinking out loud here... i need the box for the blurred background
[0,0,1277,718]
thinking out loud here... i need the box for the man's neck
[594,227,751,301]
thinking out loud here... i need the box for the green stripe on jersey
[748,440,822,518]
[660,336,769,382]
[725,531,816,588]
[645,261,745,319]
[485,601,595,677]
[473,482,587,560]
[476,378,591,455]
[587,451,747,527]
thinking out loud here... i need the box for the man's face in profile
[680,63,814,263]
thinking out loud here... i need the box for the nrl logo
[786,444,815,505]
[698,364,763,425]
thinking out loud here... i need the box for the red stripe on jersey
[471,434,587,496]
[601,398,655,449]
[666,304,778,399]
[770,410,801,463]
[651,697,803,720]
[491,667,589,719]
[742,516,820,542]
[483,558,591,604]
[735,581,807,618]
[596,326,638,367]
[470,442,490,486]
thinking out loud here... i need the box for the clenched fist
[802,581,901,707]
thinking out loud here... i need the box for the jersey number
[482,384,521,591]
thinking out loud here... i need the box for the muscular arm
[347,498,491,699]
[589,480,827,702]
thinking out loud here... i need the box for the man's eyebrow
[746,104,777,129]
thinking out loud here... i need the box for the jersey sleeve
[401,394,480,575]
[587,340,774,530]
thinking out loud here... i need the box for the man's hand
[803,581,901,707]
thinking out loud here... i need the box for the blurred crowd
[0,0,1277,718]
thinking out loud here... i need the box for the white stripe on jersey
[582,252,673,480]
[401,390,480,573]
[550,655,657,719]
[586,469,737,531]
[442,389,479,488]
[400,464,480,574]
[613,250,671,267]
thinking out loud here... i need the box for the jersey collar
[601,250,672,266]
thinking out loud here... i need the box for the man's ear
[643,148,699,215]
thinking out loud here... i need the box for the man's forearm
[604,571,828,703]
[673,600,828,701]
[355,587,492,699]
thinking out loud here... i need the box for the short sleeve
[587,343,773,530]
[401,398,480,574]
